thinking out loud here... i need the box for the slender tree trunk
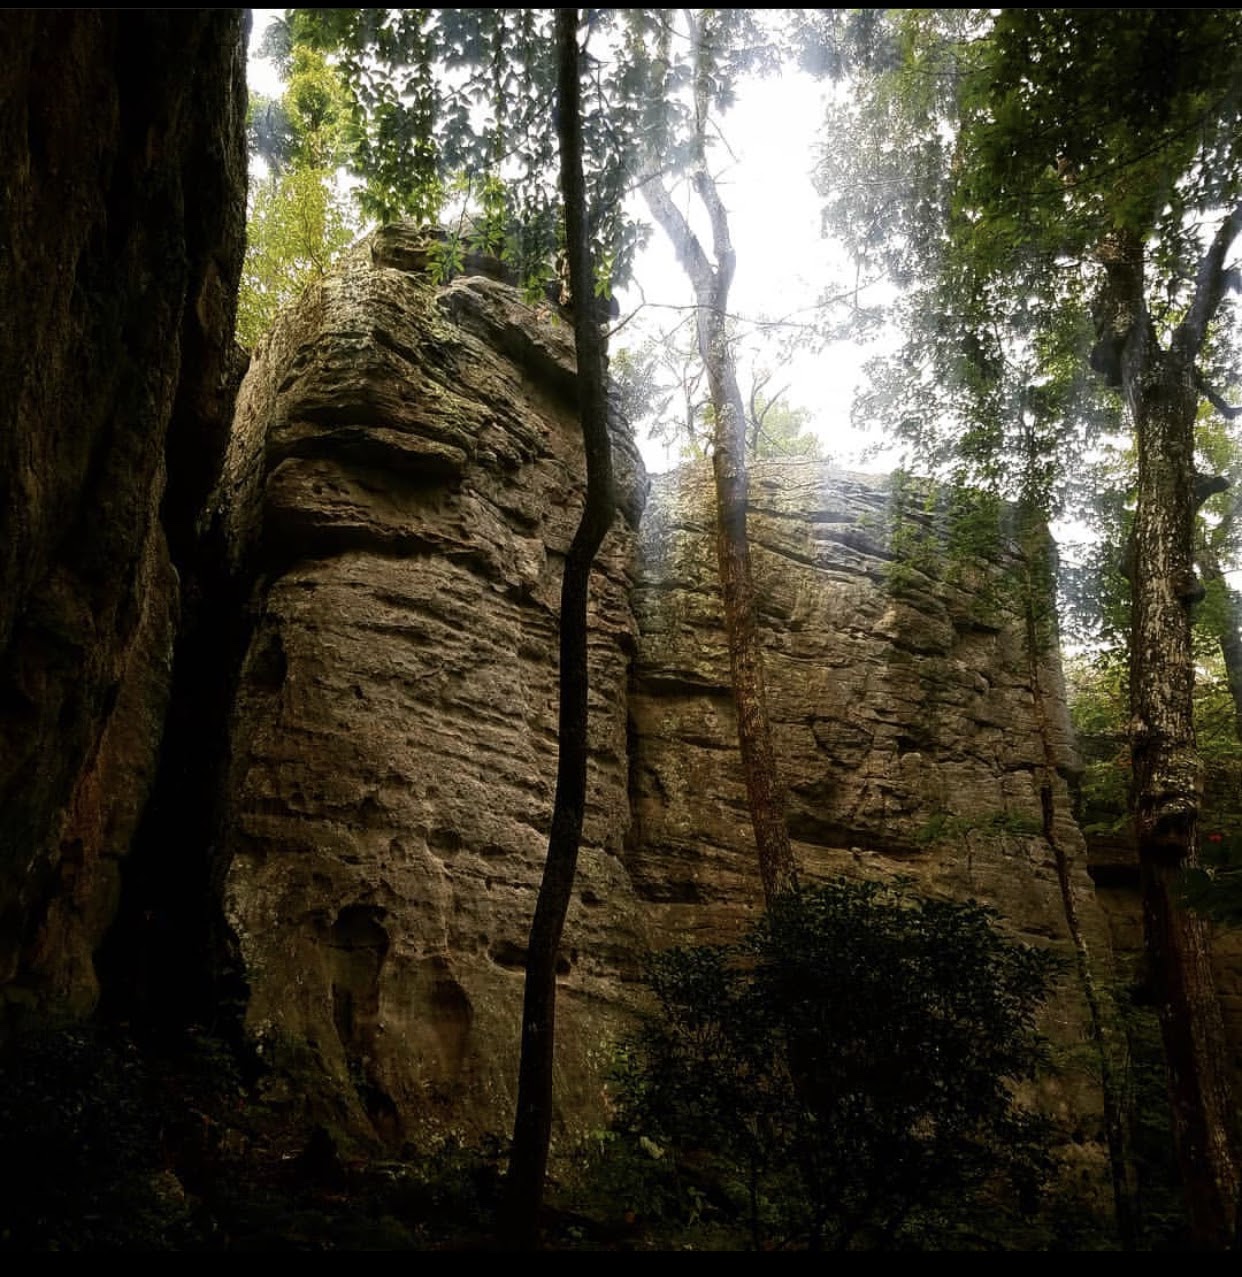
[702,301,799,903]
[1128,344,1241,1248]
[501,9,615,1249]
[1018,508,1138,1248]
[641,173,797,904]
[638,11,797,904]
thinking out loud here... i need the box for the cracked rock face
[217,225,650,1145]
[219,226,1114,1184]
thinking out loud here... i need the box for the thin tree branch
[1177,198,1242,359]
[1197,372,1242,420]
[640,170,714,295]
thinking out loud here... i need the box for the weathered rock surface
[628,465,1119,1168]
[217,226,1118,1180]
[0,11,249,1020]
[631,466,1092,937]
[217,225,650,1144]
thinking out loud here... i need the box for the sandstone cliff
[0,11,249,1021]
[215,225,650,1143]
[0,25,1216,1243]
[213,225,1118,1181]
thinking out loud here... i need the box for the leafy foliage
[824,9,1242,520]
[238,37,359,347]
[956,10,1242,275]
[291,8,649,299]
[746,387,822,461]
[0,1025,201,1250]
[821,10,1128,518]
[610,324,709,459]
[613,323,821,463]
[605,878,1062,1250]
[237,168,357,348]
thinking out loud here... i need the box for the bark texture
[1132,367,1241,1247]
[1101,221,1242,1247]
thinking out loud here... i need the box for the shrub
[607,877,1063,1250]
[0,1025,200,1250]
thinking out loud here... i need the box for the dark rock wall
[0,11,249,1021]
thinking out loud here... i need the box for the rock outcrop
[629,465,1119,1183]
[0,11,249,1021]
[215,225,650,1143]
[214,226,1117,1176]
[630,465,1098,951]
[0,28,1224,1234]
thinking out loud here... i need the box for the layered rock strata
[631,466,1097,945]
[217,226,1118,1179]
[215,225,649,1143]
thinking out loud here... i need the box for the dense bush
[0,1025,201,1250]
[598,877,1063,1250]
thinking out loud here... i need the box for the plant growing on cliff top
[599,878,1061,1251]
[239,32,359,347]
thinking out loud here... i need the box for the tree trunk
[702,304,799,903]
[641,171,798,905]
[501,8,615,1249]
[1129,346,1241,1248]
[637,10,797,904]
[1091,219,1242,1247]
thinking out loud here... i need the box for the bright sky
[611,68,900,474]
[246,11,897,478]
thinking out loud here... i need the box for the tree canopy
[823,8,1242,512]
[290,7,654,301]
[241,6,1242,1249]
[821,7,1242,1246]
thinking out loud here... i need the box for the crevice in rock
[0,11,250,1029]
[94,9,252,1041]
[329,905,400,1144]
[95,485,255,1049]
